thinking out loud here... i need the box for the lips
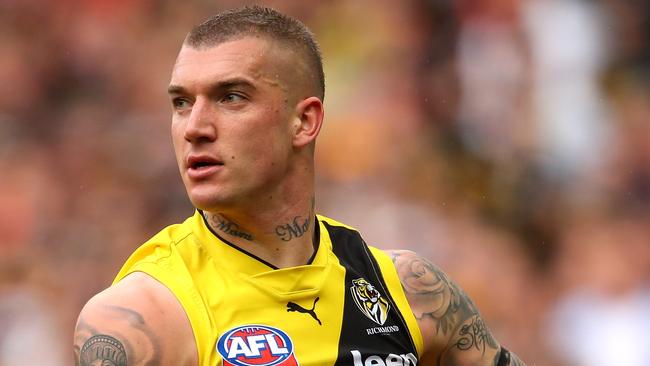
[186,154,223,179]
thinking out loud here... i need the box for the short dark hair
[185,6,325,100]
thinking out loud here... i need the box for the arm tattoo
[80,335,127,366]
[390,250,470,334]
[75,305,162,366]
[456,315,498,354]
[209,213,254,241]
[390,250,509,365]
[74,319,98,366]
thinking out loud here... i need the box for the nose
[184,97,217,143]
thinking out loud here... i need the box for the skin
[168,36,323,268]
[74,273,196,366]
[74,36,526,366]
[387,250,527,366]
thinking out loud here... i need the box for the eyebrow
[167,78,255,96]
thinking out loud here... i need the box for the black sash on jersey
[325,222,419,366]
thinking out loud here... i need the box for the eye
[221,93,246,103]
[172,97,192,110]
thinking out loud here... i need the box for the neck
[202,190,317,269]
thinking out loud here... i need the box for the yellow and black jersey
[114,211,424,366]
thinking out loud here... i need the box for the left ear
[292,96,324,148]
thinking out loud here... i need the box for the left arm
[386,250,527,366]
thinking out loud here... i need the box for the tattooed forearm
[80,335,127,366]
[209,214,254,241]
[456,315,498,354]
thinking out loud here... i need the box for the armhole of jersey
[368,246,424,357]
[113,261,211,366]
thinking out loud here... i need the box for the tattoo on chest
[275,215,310,241]
[79,335,127,366]
[211,214,254,241]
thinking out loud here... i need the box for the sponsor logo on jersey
[216,325,299,366]
[350,278,390,325]
[351,350,417,366]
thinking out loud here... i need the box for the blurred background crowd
[0,0,649,365]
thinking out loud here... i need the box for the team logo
[216,325,299,366]
[350,278,390,325]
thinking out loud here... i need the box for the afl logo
[217,325,299,366]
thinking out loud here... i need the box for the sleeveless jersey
[113,211,424,366]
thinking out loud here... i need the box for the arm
[73,272,197,366]
[386,250,527,366]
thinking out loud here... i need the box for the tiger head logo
[350,278,390,325]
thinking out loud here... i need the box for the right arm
[387,249,527,366]
[73,272,197,366]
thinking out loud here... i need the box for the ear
[292,96,324,148]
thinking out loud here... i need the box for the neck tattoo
[274,198,315,242]
[209,214,254,241]
[275,216,311,241]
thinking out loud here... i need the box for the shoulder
[113,216,198,284]
[74,272,197,366]
[383,249,503,365]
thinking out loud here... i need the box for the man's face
[168,37,299,212]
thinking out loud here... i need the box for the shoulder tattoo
[389,250,500,358]
[389,250,477,334]
[80,335,127,366]
[74,305,162,366]
[389,250,528,365]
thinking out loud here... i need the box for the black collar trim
[198,210,321,270]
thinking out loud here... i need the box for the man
[74,6,526,366]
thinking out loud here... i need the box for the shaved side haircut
[185,5,325,101]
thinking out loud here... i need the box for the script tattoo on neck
[210,214,253,241]
[275,198,315,242]
[275,216,310,241]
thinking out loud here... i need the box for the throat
[200,210,320,269]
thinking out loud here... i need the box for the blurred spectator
[522,0,613,199]
[0,1,648,365]
[547,214,650,366]
[0,261,66,366]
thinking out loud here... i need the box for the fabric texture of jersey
[113,211,424,366]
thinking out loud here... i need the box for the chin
[187,189,239,213]
[186,186,221,211]
[189,196,222,212]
